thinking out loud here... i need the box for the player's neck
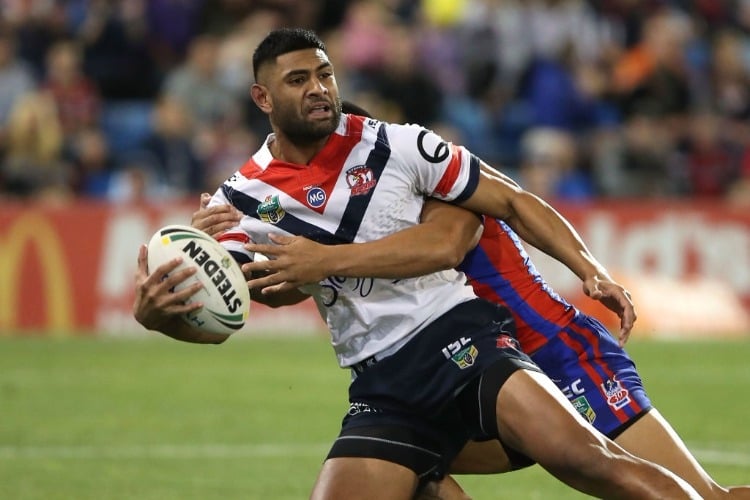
[269,133,330,165]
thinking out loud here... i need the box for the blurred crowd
[2,0,750,204]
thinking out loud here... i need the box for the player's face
[261,48,342,143]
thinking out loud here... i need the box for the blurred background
[1,0,749,337]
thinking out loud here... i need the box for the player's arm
[132,244,230,344]
[242,200,483,294]
[459,162,636,342]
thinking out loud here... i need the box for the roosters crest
[346,165,376,196]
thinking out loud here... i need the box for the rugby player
[134,28,701,499]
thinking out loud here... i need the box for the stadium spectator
[681,112,743,198]
[363,24,444,126]
[64,126,115,199]
[2,0,71,79]
[40,39,101,138]
[611,9,694,122]
[145,0,206,71]
[0,90,68,200]
[161,33,240,132]
[74,0,161,100]
[128,96,204,198]
[517,127,595,201]
[592,111,680,197]
[0,26,37,151]
[215,10,285,99]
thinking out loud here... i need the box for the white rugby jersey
[211,113,481,367]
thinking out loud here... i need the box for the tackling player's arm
[241,200,483,294]
[458,162,636,342]
[133,244,229,344]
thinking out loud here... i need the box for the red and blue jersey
[460,218,652,435]
[459,217,576,354]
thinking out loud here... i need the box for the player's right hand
[132,244,203,331]
[583,275,637,346]
[242,234,331,294]
[191,193,242,239]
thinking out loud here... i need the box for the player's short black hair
[252,28,327,82]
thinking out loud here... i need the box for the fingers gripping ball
[147,225,251,335]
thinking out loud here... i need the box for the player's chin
[308,117,339,136]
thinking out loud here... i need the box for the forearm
[321,205,481,279]
[322,232,460,279]
[460,163,608,282]
[505,191,609,281]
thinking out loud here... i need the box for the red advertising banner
[0,200,324,336]
[1,199,748,337]
[524,200,750,337]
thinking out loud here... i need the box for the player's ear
[251,84,272,114]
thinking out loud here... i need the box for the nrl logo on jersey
[256,195,285,224]
[345,165,376,196]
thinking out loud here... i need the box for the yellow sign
[0,212,73,334]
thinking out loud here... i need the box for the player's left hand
[191,193,242,238]
[242,234,331,294]
[583,276,637,346]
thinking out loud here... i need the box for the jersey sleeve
[386,123,481,203]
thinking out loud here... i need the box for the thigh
[531,314,652,438]
[493,369,607,468]
[311,457,417,500]
[491,370,702,499]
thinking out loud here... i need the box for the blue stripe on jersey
[229,250,252,265]
[222,184,343,245]
[460,243,567,343]
[334,123,391,241]
[222,124,391,245]
[453,154,480,203]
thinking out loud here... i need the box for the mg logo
[307,187,326,208]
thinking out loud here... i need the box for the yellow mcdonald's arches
[0,212,73,334]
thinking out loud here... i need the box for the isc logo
[307,187,326,208]
[441,337,472,359]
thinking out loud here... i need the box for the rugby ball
[147,224,250,335]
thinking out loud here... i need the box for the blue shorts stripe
[531,314,652,437]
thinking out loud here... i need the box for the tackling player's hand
[582,275,637,346]
[191,193,242,238]
[133,244,204,331]
[242,234,331,295]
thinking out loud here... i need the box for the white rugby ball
[147,224,250,335]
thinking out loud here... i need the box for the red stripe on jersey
[217,231,251,245]
[238,115,366,214]
[433,144,462,197]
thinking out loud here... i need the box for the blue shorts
[327,298,542,484]
[530,313,652,438]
